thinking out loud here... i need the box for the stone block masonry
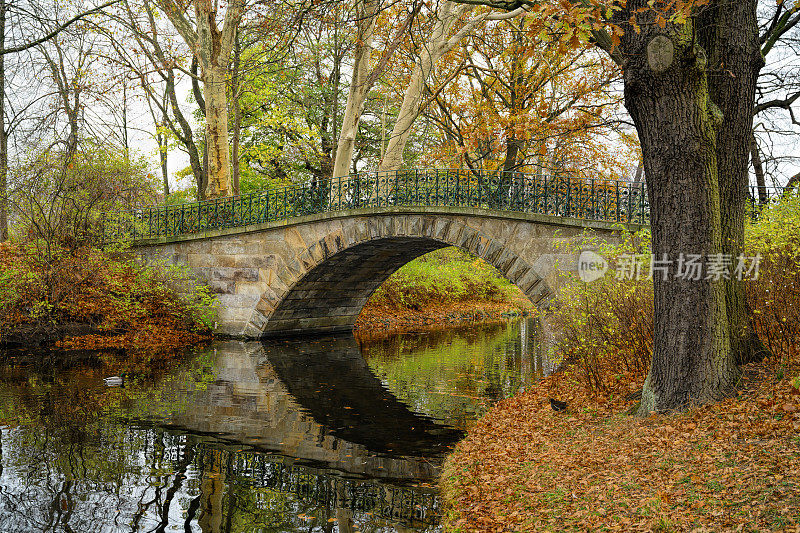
[136,206,639,337]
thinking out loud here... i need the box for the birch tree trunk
[202,63,231,198]
[378,2,468,173]
[378,4,525,174]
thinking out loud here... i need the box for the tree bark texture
[698,0,768,366]
[332,0,378,184]
[618,10,739,412]
[202,63,231,198]
[231,32,241,196]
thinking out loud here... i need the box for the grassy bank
[356,247,533,335]
[0,242,214,352]
[441,194,800,532]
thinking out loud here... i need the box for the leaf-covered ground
[355,296,532,337]
[442,359,800,532]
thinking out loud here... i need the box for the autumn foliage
[441,195,800,531]
[0,242,214,351]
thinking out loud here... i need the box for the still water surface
[0,318,551,532]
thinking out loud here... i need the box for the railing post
[639,182,646,223]
[394,170,399,206]
[543,176,549,215]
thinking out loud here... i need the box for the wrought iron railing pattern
[100,169,788,243]
[231,452,440,528]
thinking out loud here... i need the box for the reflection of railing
[101,169,651,243]
[229,451,440,528]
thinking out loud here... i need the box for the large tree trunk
[620,14,738,413]
[231,32,241,196]
[331,0,378,184]
[700,0,769,366]
[202,63,231,198]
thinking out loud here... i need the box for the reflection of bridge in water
[136,337,466,529]
[0,320,554,531]
[208,448,440,530]
[153,339,463,480]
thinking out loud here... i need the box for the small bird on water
[103,375,125,387]
[549,398,568,412]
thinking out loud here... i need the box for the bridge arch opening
[249,218,556,338]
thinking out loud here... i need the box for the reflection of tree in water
[0,350,444,532]
[358,317,553,428]
[0,422,441,532]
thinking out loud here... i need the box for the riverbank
[0,243,213,352]
[354,293,533,338]
[354,246,533,337]
[441,348,800,531]
[442,356,800,531]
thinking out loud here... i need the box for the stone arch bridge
[113,171,648,337]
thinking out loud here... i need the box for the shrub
[0,242,215,349]
[746,191,800,366]
[549,229,653,395]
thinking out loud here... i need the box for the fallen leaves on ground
[442,359,800,532]
[355,296,533,338]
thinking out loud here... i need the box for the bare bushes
[747,191,800,368]
[9,142,159,253]
[549,230,653,396]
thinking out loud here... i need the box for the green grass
[368,247,515,309]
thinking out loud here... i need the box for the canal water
[0,318,553,532]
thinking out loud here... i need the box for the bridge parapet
[104,170,649,244]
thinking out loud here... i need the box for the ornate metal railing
[99,169,790,243]
[229,452,441,528]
